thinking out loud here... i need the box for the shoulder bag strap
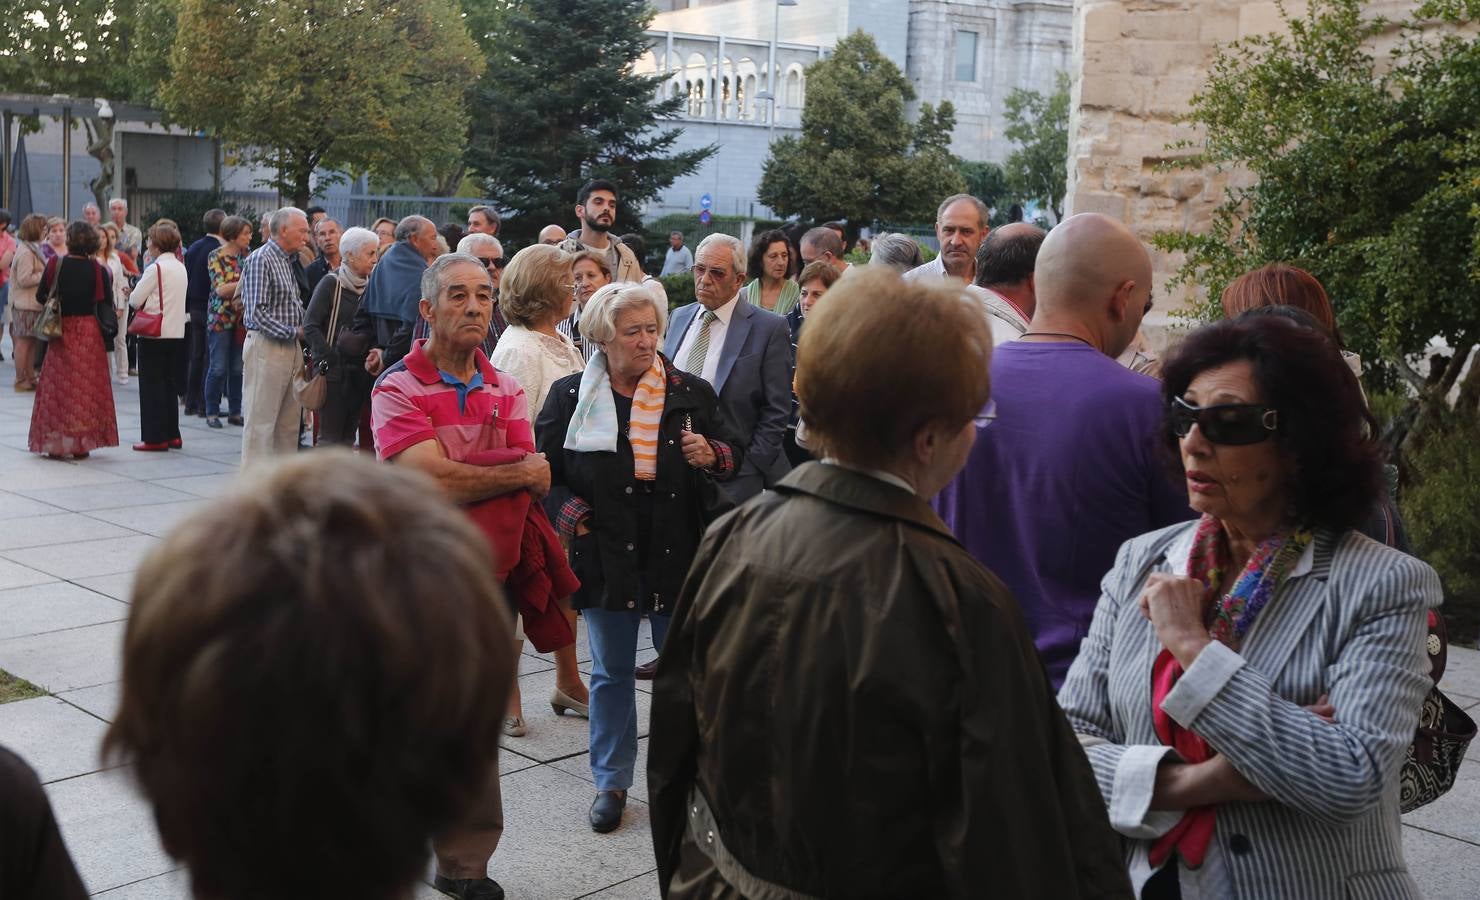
[154,263,164,313]
[327,277,344,339]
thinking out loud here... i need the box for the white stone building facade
[640,0,1071,220]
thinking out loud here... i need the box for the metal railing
[124,188,497,230]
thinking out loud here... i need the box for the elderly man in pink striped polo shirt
[370,251,548,900]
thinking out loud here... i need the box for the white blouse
[128,254,189,340]
[490,324,585,415]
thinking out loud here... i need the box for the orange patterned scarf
[629,356,666,480]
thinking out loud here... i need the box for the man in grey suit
[663,233,792,503]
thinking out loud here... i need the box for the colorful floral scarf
[1150,514,1313,871]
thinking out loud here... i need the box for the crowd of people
[0,178,1458,900]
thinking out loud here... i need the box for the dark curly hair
[66,220,101,257]
[747,229,795,281]
[1161,314,1382,532]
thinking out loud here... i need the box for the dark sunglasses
[1168,396,1279,446]
[480,256,508,269]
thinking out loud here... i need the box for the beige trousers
[240,331,302,467]
[433,762,505,879]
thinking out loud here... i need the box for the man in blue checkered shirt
[240,206,311,466]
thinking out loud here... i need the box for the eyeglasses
[1168,396,1279,445]
[691,265,734,282]
[972,399,998,428]
[479,256,507,270]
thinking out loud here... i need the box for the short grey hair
[581,281,668,347]
[800,226,843,257]
[338,227,378,259]
[869,233,924,272]
[83,202,100,213]
[695,233,745,276]
[457,233,502,257]
[395,215,433,243]
[269,206,306,237]
[420,252,489,306]
[935,193,990,229]
[109,198,128,210]
[313,217,341,234]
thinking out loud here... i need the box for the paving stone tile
[14,479,197,512]
[1403,824,1480,900]
[58,681,122,723]
[0,620,125,693]
[0,489,66,519]
[93,870,190,899]
[582,871,660,899]
[495,765,657,899]
[85,500,206,538]
[1405,765,1480,844]
[0,697,109,782]
[150,473,237,498]
[0,459,132,489]
[45,767,175,894]
[504,666,654,765]
[72,573,136,603]
[1439,647,1480,699]
[0,535,157,579]
[76,454,236,481]
[501,746,540,776]
[0,511,135,551]
[0,580,129,640]
[551,737,651,805]
[0,557,60,590]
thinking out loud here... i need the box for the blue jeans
[204,329,243,417]
[585,608,670,791]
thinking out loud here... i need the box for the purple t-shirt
[933,341,1193,687]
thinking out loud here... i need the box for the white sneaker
[116,375,129,385]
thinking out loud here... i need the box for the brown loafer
[634,659,659,681]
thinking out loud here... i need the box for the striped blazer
[1057,521,1441,900]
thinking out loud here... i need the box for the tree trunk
[83,117,115,209]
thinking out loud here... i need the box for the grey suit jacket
[664,298,793,502]
[1058,521,1439,900]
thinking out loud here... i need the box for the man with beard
[558,180,642,283]
[905,194,990,286]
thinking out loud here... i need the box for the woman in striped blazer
[1058,314,1441,899]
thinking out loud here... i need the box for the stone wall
[1063,0,1440,332]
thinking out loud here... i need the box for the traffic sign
[699,209,712,225]
[699,193,713,209]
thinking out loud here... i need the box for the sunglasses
[479,256,508,270]
[1168,396,1279,446]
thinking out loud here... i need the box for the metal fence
[124,188,497,230]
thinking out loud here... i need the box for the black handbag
[1399,609,1476,812]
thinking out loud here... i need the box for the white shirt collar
[1165,523,1315,579]
[704,293,740,327]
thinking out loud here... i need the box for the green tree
[1002,71,1070,221]
[956,160,1017,225]
[757,31,965,231]
[1151,0,1480,447]
[162,0,482,208]
[0,0,175,207]
[464,0,713,245]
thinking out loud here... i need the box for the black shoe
[432,875,504,900]
[590,789,627,833]
[183,406,200,417]
[206,417,223,429]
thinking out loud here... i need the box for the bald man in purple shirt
[933,214,1193,687]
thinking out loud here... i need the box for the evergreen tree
[465,0,714,245]
[757,31,964,230]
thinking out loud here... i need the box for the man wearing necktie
[663,233,793,504]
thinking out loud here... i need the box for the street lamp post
[755,91,778,143]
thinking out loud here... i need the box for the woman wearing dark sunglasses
[1058,314,1440,900]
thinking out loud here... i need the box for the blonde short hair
[796,267,991,468]
[580,282,667,346]
[499,243,574,327]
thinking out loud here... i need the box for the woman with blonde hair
[97,223,131,383]
[490,242,590,736]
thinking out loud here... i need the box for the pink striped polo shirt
[371,339,532,462]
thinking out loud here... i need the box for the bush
[659,273,694,310]
[1401,411,1480,645]
[138,191,265,246]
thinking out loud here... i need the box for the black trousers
[318,368,373,446]
[183,315,207,410]
[138,338,185,444]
